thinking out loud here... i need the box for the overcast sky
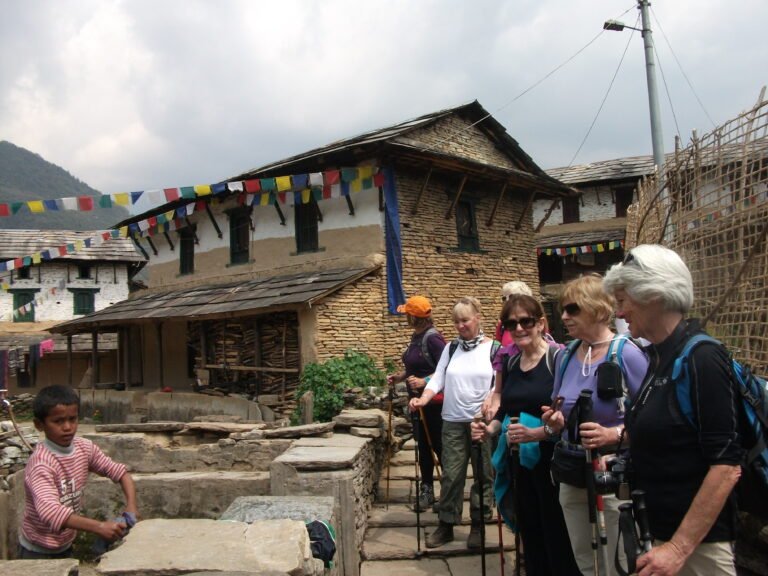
[1,0,765,195]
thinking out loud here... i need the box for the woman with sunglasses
[541,274,648,576]
[472,294,580,575]
[603,245,742,576]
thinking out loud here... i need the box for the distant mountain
[0,141,129,230]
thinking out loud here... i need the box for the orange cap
[396,296,432,318]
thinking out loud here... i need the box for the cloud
[1,0,766,194]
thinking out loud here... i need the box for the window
[70,289,98,315]
[614,187,635,218]
[295,200,319,253]
[229,207,251,265]
[562,196,580,224]
[455,199,480,252]
[179,227,196,275]
[16,267,31,280]
[12,290,36,322]
[78,264,92,279]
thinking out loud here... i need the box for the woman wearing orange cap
[388,295,447,511]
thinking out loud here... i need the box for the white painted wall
[1,262,131,321]
[533,186,627,226]
[147,187,383,266]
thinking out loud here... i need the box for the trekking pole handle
[508,416,520,453]
[632,490,653,553]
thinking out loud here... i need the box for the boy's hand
[96,519,127,542]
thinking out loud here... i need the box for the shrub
[294,350,386,423]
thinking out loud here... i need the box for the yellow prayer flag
[119,226,128,237]
[275,176,292,192]
[259,192,270,206]
[301,189,311,204]
[194,185,212,196]
[32,253,42,264]
[351,178,362,193]
[358,166,374,180]
[113,193,130,206]
[75,240,85,251]
[28,200,45,213]
[596,243,605,253]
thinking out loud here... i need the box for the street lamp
[604,0,665,178]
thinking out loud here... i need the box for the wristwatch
[544,423,559,438]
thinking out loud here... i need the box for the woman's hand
[387,372,404,386]
[541,404,565,433]
[636,541,687,576]
[471,420,489,442]
[482,392,500,421]
[506,422,537,445]
[405,375,426,391]
[408,397,423,413]
[579,422,618,449]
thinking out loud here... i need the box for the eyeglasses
[503,317,538,331]
[562,303,581,316]
[623,251,636,265]
[501,295,510,302]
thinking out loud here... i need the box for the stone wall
[533,185,626,227]
[316,166,540,366]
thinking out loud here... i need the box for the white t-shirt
[426,339,495,422]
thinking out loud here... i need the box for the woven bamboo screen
[626,92,768,371]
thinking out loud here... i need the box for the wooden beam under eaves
[163,231,175,251]
[445,175,468,220]
[205,203,223,238]
[486,182,508,227]
[514,190,537,230]
[535,198,560,232]
[146,236,158,256]
[411,166,433,215]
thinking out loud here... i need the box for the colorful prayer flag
[78,196,94,211]
[28,201,45,213]
[275,176,292,192]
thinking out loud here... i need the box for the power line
[653,43,682,144]
[651,6,716,129]
[567,13,640,167]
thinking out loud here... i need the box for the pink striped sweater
[21,437,127,551]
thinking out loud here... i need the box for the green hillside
[0,141,129,230]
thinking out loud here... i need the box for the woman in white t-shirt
[409,296,496,550]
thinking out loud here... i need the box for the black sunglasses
[562,303,581,316]
[623,251,636,265]
[503,317,538,331]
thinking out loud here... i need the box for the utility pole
[638,0,665,176]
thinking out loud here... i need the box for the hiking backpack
[670,334,768,515]
[419,327,441,370]
[502,345,559,383]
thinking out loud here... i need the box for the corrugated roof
[50,266,378,333]
[0,230,146,263]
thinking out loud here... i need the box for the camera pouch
[596,360,624,401]
[550,441,588,488]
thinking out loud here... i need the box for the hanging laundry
[40,338,55,356]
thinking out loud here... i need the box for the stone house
[49,101,573,418]
[532,155,659,339]
[0,230,145,393]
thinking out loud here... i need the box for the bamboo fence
[626,90,768,371]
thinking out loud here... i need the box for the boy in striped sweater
[18,385,137,559]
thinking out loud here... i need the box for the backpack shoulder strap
[502,352,522,386]
[558,339,581,382]
[420,327,439,370]
[490,339,502,364]
[448,339,460,364]
[545,345,559,377]
[671,333,721,427]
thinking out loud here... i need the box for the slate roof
[50,266,378,334]
[536,227,626,249]
[0,322,117,351]
[545,154,660,186]
[0,230,145,263]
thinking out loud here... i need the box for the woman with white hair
[603,244,742,576]
[410,296,496,550]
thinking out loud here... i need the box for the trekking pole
[577,389,601,576]
[593,459,612,574]
[411,409,423,555]
[616,503,641,576]
[418,407,442,479]
[632,490,653,554]
[386,384,393,508]
[507,416,520,576]
[474,412,487,576]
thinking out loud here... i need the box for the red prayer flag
[164,188,180,201]
[0,204,9,217]
[244,179,261,193]
[195,200,206,211]
[78,196,94,211]
[148,216,157,227]
[324,170,340,186]
[323,186,332,199]
[14,258,23,269]
[373,172,385,187]
[58,246,68,256]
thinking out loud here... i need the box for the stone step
[367,503,501,529]
[361,553,519,576]
[362,523,516,561]
[383,464,475,481]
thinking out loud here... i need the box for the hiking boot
[414,483,434,512]
[467,523,484,550]
[426,521,454,548]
